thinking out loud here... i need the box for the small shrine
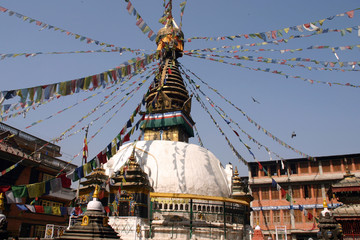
[328,163,360,238]
[110,147,153,218]
[57,185,119,240]
[317,199,342,240]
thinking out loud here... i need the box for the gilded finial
[234,167,239,176]
[0,193,4,211]
[93,185,100,199]
[323,199,328,208]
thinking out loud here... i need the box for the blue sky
[0,0,359,176]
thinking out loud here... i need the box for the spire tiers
[142,17,194,143]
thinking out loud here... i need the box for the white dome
[105,140,231,197]
[87,198,104,212]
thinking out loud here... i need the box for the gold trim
[150,192,250,206]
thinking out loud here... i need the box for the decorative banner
[0,53,157,108]
[0,5,117,48]
[185,43,360,56]
[186,52,360,88]
[179,70,248,165]
[186,8,360,41]
[124,0,156,41]
[0,48,149,61]
[179,1,187,29]
[186,52,360,72]
[183,67,285,162]
[180,64,313,160]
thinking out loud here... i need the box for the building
[96,15,253,240]
[248,153,360,240]
[0,122,77,238]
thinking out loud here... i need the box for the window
[322,160,330,172]
[42,173,54,182]
[34,225,46,238]
[253,211,260,225]
[310,162,319,174]
[294,209,303,223]
[283,210,291,224]
[332,159,342,172]
[251,166,258,177]
[299,162,309,174]
[262,210,270,224]
[303,185,312,198]
[270,165,277,176]
[290,163,298,174]
[41,200,63,208]
[313,185,322,198]
[252,187,259,200]
[273,210,281,225]
[280,165,287,176]
[271,189,279,200]
[292,186,301,199]
[261,187,269,200]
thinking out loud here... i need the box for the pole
[149,200,153,238]
[190,199,193,239]
[223,202,226,239]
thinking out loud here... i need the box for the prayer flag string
[0,5,117,48]
[180,64,313,160]
[185,53,360,88]
[186,8,359,41]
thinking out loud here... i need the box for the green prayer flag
[285,193,291,202]
[44,206,52,214]
[12,185,28,198]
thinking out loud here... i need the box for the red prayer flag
[34,205,44,213]
[123,134,130,143]
[346,10,354,18]
[98,190,105,200]
[258,162,263,170]
[104,206,110,213]
[281,188,286,198]
[308,212,313,220]
[57,173,71,188]
[0,186,11,193]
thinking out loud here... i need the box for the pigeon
[291,131,296,138]
[251,97,260,104]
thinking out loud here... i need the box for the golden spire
[323,198,328,208]
[93,185,100,199]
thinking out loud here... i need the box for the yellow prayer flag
[319,19,325,26]
[284,28,290,33]
[52,206,61,216]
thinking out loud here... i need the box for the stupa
[103,2,252,239]
[57,185,119,240]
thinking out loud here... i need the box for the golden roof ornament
[93,185,100,199]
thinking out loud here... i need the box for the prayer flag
[16,204,28,211]
[271,178,277,188]
[34,205,44,213]
[50,178,62,193]
[285,193,291,202]
[281,188,286,198]
[11,185,27,198]
[58,173,71,188]
[83,126,89,163]
[25,204,36,213]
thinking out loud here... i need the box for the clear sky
[0,0,359,176]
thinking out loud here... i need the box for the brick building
[0,122,77,238]
[248,153,360,240]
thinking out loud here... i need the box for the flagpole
[76,125,89,200]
